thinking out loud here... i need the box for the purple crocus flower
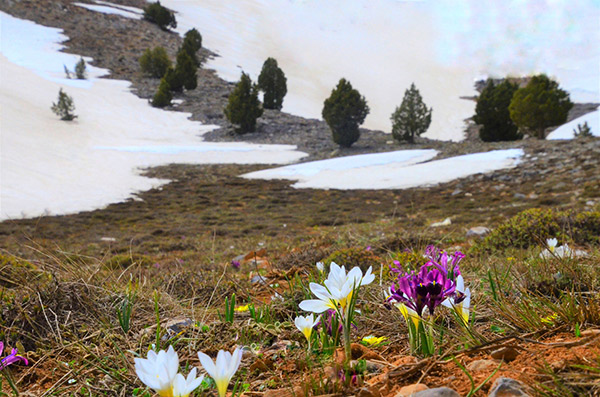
[425,245,464,280]
[388,264,456,317]
[0,342,28,369]
[231,260,241,269]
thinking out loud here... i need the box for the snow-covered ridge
[156,0,599,141]
[0,11,306,221]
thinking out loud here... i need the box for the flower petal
[299,299,332,313]
[197,351,217,378]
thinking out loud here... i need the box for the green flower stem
[343,319,352,365]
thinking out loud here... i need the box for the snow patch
[74,2,143,19]
[0,12,306,221]
[243,149,524,190]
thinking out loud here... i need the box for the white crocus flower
[442,275,471,324]
[134,346,179,397]
[541,240,587,259]
[547,238,558,253]
[316,261,324,273]
[294,314,321,341]
[171,368,204,397]
[299,263,374,314]
[198,347,243,397]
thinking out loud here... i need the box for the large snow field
[0,12,307,221]
[243,149,524,190]
[547,110,600,140]
[158,0,600,141]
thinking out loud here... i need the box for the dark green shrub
[164,67,183,92]
[509,74,573,139]
[391,83,432,143]
[474,79,521,142]
[322,78,369,147]
[51,88,77,120]
[570,211,600,244]
[224,72,263,134]
[139,47,171,78]
[143,1,176,31]
[151,77,172,108]
[478,208,600,251]
[175,49,197,90]
[481,208,559,251]
[257,57,287,110]
[182,28,202,66]
[75,57,87,79]
[183,28,202,51]
[323,247,381,274]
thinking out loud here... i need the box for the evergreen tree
[183,28,202,51]
[139,47,171,78]
[175,49,197,90]
[509,74,573,139]
[390,83,432,143]
[322,78,369,148]
[257,57,287,110]
[75,57,87,79]
[182,28,202,66]
[164,67,183,93]
[152,77,172,108]
[224,72,263,134]
[143,1,177,31]
[51,88,77,121]
[473,79,521,141]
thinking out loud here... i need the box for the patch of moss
[104,253,153,269]
[322,247,381,273]
[477,208,600,251]
[0,253,51,289]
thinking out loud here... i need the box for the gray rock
[513,193,526,199]
[467,359,498,372]
[413,387,459,397]
[488,377,530,397]
[251,275,267,285]
[466,226,490,238]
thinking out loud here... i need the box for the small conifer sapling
[152,78,172,108]
[391,83,432,143]
[573,121,593,138]
[257,57,287,110]
[322,78,369,148]
[51,88,77,121]
[75,57,87,79]
[224,72,263,134]
[143,1,177,31]
[175,49,197,90]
